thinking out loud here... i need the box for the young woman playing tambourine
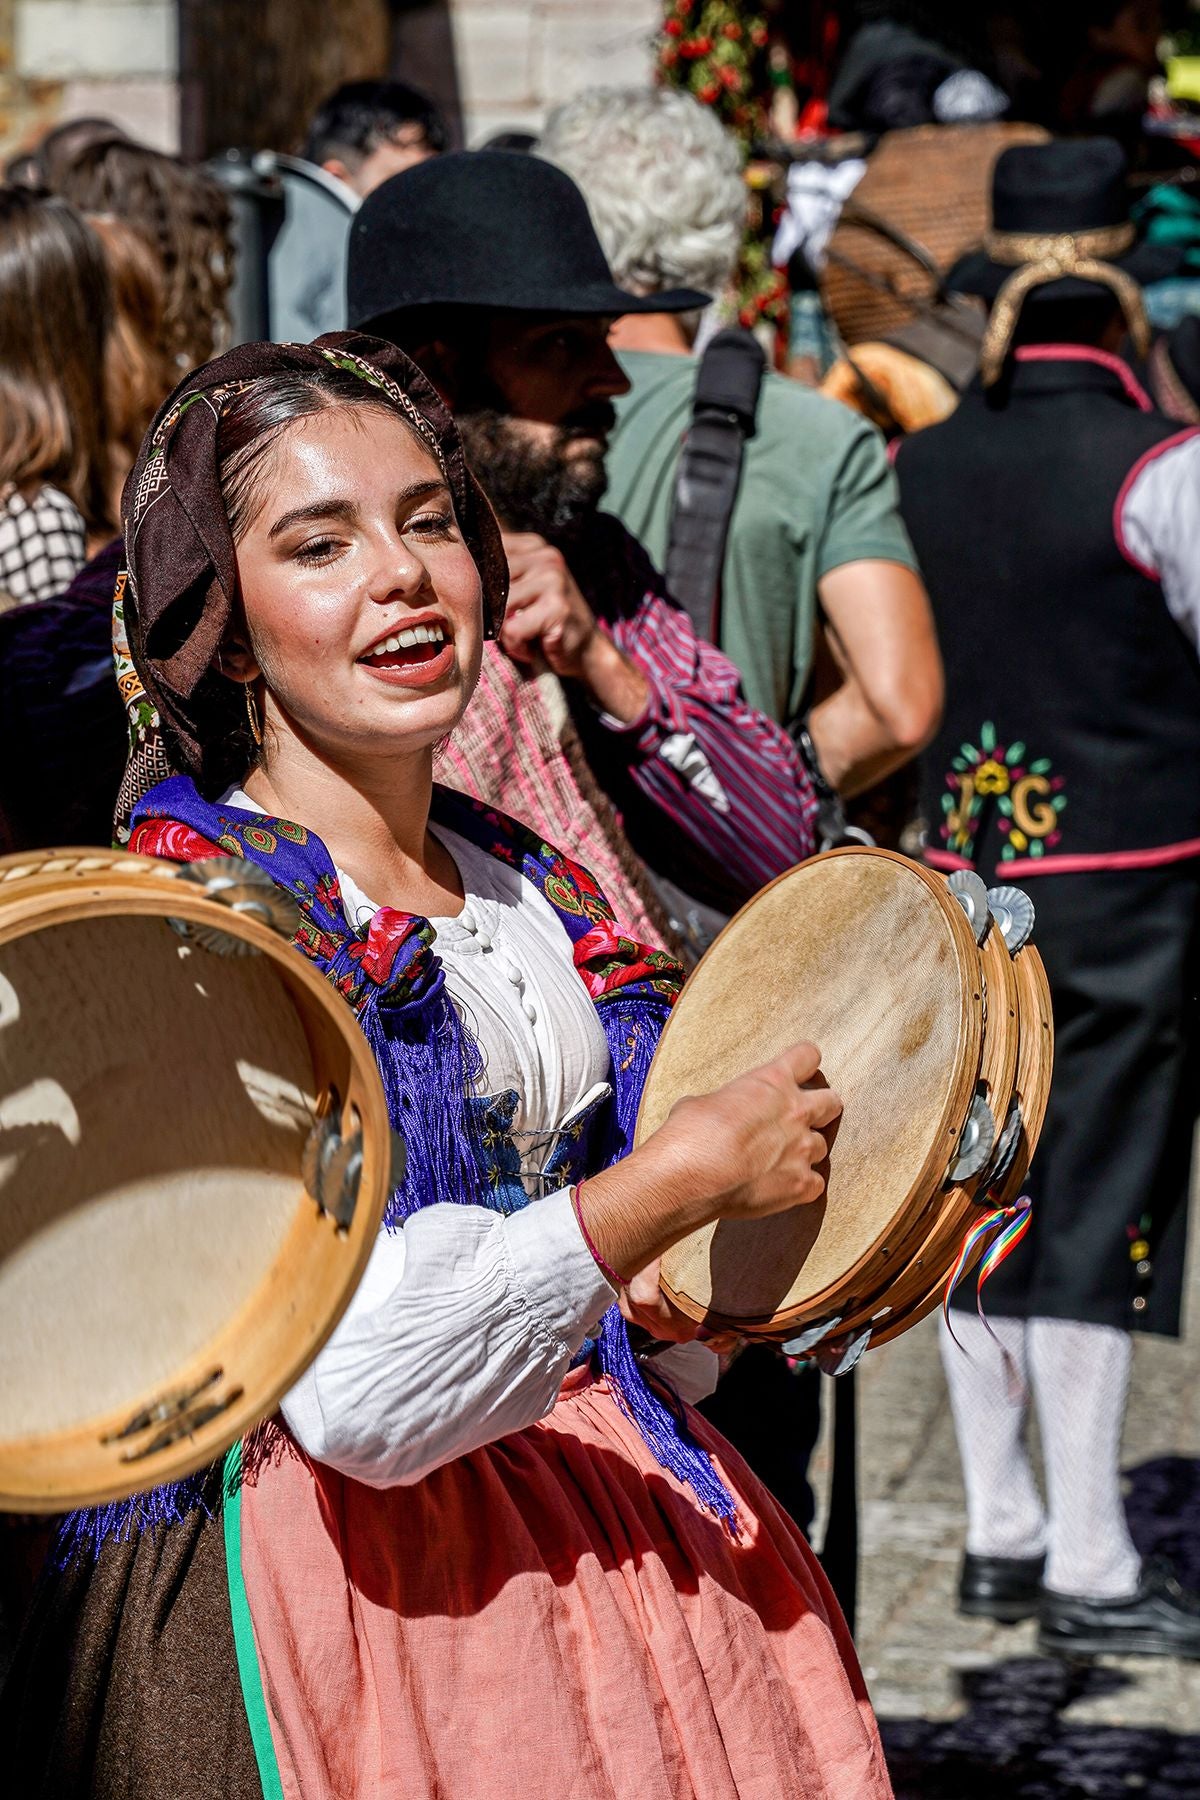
[2,334,891,1800]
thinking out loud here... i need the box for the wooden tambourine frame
[830,924,1026,1344]
[0,849,392,1512]
[864,941,1052,1348]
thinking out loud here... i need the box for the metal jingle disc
[947,869,991,944]
[170,856,301,954]
[301,1112,365,1231]
[981,1095,1023,1193]
[987,884,1036,954]
[814,1327,872,1377]
[946,1091,996,1184]
[780,1316,844,1356]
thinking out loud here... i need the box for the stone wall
[451,0,660,143]
[178,0,390,159]
[0,0,660,162]
[6,0,177,154]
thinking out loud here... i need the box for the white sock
[1028,1316,1141,1600]
[938,1310,1047,1559]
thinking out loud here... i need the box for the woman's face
[230,405,484,764]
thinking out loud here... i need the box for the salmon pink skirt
[235,1368,892,1799]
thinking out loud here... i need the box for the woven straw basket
[822,121,1049,345]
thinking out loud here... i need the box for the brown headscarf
[115,331,507,827]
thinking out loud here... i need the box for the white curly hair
[537,87,746,302]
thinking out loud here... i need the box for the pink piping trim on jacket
[924,848,973,872]
[1002,837,1200,877]
[1013,344,1153,411]
[1112,426,1200,579]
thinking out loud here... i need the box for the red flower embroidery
[573,922,683,1000]
[354,907,426,984]
[129,819,221,863]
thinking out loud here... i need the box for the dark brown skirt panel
[0,1498,260,1799]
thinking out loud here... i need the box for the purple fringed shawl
[59,777,736,1558]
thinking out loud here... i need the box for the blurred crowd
[4,0,1200,1737]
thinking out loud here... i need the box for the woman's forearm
[577,1134,711,1282]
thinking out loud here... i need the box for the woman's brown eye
[410,513,455,539]
[296,539,338,563]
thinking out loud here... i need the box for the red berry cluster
[655,1,793,340]
[654,0,771,143]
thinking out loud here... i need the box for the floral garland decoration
[654,0,771,141]
[655,0,790,330]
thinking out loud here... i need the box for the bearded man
[345,151,818,920]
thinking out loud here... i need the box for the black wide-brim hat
[948,137,1186,303]
[348,150,711,331]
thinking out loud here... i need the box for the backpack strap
[664,328,767,642]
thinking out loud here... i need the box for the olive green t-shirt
[602,349,918,726]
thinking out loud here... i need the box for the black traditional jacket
[897,347,1200,880]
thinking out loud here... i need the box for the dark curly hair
[302,78,448,169]
[46,135,234,373]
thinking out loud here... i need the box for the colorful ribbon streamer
[942,1196,1033,1368]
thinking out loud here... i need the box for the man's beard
[456,405,614,542]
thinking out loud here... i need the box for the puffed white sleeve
[1118,432,1200,654]
[280,1189,616,1488]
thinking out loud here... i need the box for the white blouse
[211,794,717,1485]
[334,824,612,1166]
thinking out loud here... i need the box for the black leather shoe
[958,1550,1046,1622]
[1038,1559,1200,1660]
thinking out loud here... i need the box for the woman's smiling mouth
[358,620,455,687]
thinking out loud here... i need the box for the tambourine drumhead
[640,850,986,1333]
[0,850,391,1512]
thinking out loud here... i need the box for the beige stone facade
[0,0,659,162]
[3,0,177,156]
[453,0,660,142]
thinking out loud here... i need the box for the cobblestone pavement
[829,1234,1200,1798]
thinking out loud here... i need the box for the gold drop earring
[244,680,263,746]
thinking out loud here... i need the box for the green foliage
[654,0,772,143]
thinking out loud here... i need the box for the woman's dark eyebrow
[268,498,358,541]
[267,480,449,541]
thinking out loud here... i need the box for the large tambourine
[0,848,395,1512]
[636,848,1052,1364]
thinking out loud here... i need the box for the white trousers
[939,1311,1141,1599]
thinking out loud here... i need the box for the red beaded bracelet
[570,1181,629,1290]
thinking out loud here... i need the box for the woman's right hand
[579,1042,842,1287]
[654,1041,842,1221]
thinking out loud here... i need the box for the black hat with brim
[348,150,710,331]
[947,136,1187,305]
